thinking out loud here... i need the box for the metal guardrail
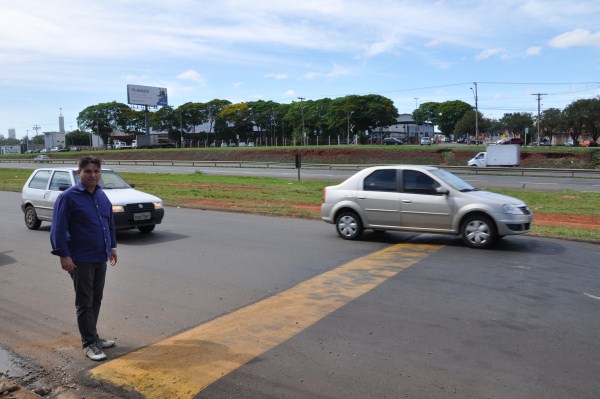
[1,158,599,178]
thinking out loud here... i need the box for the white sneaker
[98,337,115,348]
[83,343,107,361]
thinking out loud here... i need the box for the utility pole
[32,125,41,149]
[532,93,546,145]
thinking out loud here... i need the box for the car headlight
[112,205,125,213]
[154,202,163,209]
[502,204,523,215]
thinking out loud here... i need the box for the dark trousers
[69,261,107,348]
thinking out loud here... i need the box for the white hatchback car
[321,165,532,248]
[21,167,164,233]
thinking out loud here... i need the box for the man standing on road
[50,156,118,361]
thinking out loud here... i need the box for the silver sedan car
[321,165,532,248]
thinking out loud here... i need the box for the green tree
[499,112,534,141]
[220,103,253,142]
[66,130,93,146]
[562,100,587,144]
[248,100,281,144]
[454,110,489,137]
[204,99,231,144]
[77,102,132,146]
[178,102,208,134]
[539,108,563,138]
[434,100,473,135]
[413,102,440,125]
[150,105,178,135]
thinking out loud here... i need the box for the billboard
[127,84,168,107]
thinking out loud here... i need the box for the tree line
[6,94,599,148]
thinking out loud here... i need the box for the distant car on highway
[34,155,50,162]
[321,165,532,249]
[21,167,164,233]
[383,137,403,145]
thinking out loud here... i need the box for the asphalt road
[1,190,600,398]
[2,161,600,192]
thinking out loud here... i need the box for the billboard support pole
[145,105,150,135]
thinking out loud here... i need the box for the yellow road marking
[90,243,441,399]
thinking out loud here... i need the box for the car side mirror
[436,187,449,195]
[129,183,135,188]
[59,184,70,191]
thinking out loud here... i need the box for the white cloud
[525,46,542,56]
[548,29,600,48]
[284,90,296,97]
[177,70,205,84]
[475,48,508,60]
[265,73,288,80]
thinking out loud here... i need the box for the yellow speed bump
[91,243,441,399]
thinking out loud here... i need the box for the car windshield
[73,170,132,189]
[429,169,478,191]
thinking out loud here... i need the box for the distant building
[8,128,16,139]
[44,131,66,149]
[373,114,435,141]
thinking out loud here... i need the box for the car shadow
[115,229,190,246]
[359,231,566,255]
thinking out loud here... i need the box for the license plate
[133,212,151,221]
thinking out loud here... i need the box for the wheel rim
[465,220,490,244]
[338,215,357,237]
[25,208,36,227]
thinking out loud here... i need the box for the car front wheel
[460,215,497,249]
[24,205,42,230]
[335,211,363,240]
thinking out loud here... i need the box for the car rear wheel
[138,224,155,233]
[24,205,42,230]
[335,211,363,240]
[460,215,497,249]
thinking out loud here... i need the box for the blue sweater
[50,182,117,262]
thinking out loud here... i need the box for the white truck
[468,144,521,167]
[112,140,132,149]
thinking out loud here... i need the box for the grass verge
[2,168,598,243]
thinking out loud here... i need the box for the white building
[8,128,16,139]
[374,113,435,141]
[43,131,66,149]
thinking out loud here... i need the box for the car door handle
[402,199,412,203]
[358,196,366,200]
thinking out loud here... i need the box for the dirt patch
[534,213,600,229]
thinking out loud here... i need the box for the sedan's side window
[363,169,397,192]
[28,170,52,189]
[402,170,440,194]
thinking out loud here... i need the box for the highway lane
[2,190,600,398]
[2,161,600,191]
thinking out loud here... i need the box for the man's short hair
[78,156,102,170]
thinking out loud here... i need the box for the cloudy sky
[1,0,600,139]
